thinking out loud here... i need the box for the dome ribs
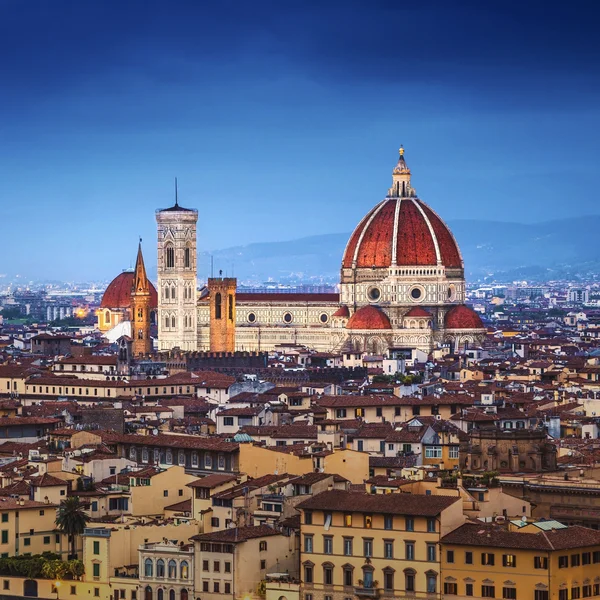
[417,201,462,268]
[395,199,437,266]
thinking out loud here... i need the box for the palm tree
[55,497,89,559]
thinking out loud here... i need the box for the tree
[55,497,89,559]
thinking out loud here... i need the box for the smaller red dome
[404,306,432,318]
[333,305,350,318]
[100,272,158,309]
[347,305,391,330]
[445,305,484,329]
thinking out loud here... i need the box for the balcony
[355,586,378,597]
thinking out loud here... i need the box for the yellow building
[440,521,600,600]
[297,489,464,600]
[0,499,68,558]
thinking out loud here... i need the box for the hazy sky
[1,0,599,280]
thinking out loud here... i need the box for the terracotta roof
[100,432,239,453]
[445,305,485,330]
[164,498,192,513]
[297,489,459,516]
[0,498,57,510]
[190,524,281,543]
[441,522,600,551]
[347,305,392,330]
[100,271,158,309]
[0,417,61,427]
[342,196,462,269]
[217,406,263,417]
[187,474,238,489]
[28,473,67,488]
[59,356,117,366]
[332,305,350,318]
[236,293,339,303]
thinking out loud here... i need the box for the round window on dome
[448,285,456,302]
[247,312,256,323]
[410,287,424,301]
[319,313,329,324]
[283,312,293,324]
[367,287,381,302]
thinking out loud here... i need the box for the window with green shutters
[93,541,100,555]
[0,531,7,544]
[93,564,100,577]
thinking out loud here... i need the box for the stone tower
[208,277,236,352]
[130,241,153,356]
[156,184,198,352]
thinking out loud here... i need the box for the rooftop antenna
[174,177,179,208]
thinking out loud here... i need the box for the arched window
[157,590,163,600]
[171,286,176,299]
[180,561,189,579]
[184,246,191,268]
[259,541,268,551]
[168,560,177,578]
[165,315,170,329]
[166,450,173,465]
[178,451,186,466]
[138,308,143,319]
[144,559,153,577]
[181,590,188,600]
[104,311,111,326]
[138,329,144,340]
[171,316,176,328]
[166,244,175,269]
[169,590,176,600]
[426,571,437,594]
[130,447,137,461]
[404,569,416,592]
[142,447,149,463]
[156,559,165,577]
[215,293,222,319]
[145,587,153,600]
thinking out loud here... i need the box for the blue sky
[1,0,599,280]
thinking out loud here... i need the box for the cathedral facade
[154,149,486,354]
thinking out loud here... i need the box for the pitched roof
[296,489,459,516]
[190,525,281,543]
[187,474,238,489]
[441,522,600,551]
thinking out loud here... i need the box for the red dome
[347,305,391,330]
[100,272,158,309]
[445,305,484,329]
[342,198,462,269]
[404,306,432,318]
[332,305,350,318]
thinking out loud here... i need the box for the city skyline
[1,0,599,280]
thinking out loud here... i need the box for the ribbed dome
[445,305,484,329]
[342,197,462,269]
[332,305,350,318]
[404,306,432,318]
[346,305,391,330]
[100,272,158,309]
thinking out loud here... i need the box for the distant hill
[196,216,600,283]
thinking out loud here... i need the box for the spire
[132,239,150,296]
[388,145,414,198]
[174,177,179,208]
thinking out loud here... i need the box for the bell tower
[208,276,236,352]
[130,241,152,357]
[156,180,198,352]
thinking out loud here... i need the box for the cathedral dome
[342,150,462,270]
[444,305,484,329]
[347,305,392,330]
[100,271,158,309]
